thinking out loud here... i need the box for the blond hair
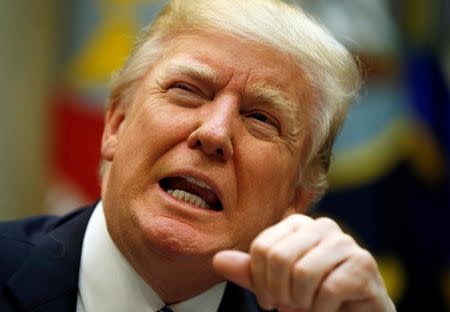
[107,0,362,202]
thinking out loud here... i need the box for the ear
[283,187,314,218]
[101,101,126,162]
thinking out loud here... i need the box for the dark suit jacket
[0,204,269,311]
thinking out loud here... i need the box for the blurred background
[0,0,448,310]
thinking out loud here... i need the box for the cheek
[231,211,279,251]
[120,103,195,161]
[239,143,297,202]
[144,101,198,140]
[231,144,299,247]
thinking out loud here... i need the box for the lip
[158,169,224,210]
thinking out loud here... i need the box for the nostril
[188,129,231,160]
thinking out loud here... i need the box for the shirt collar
[77,202,226,312]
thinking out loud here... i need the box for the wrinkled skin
[101,31,395,311]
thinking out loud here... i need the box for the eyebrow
[157,59,301,136]
[158,59,220,84]
[247,82,301,136]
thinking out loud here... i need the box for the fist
[213,214,395,312]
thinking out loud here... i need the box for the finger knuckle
[350,273,369,293]
[341,233,356,245]
[292,261,312,280]
[347,276,371,295]
[267,248,290,266]
[316,217,340,231]
[250,240,270,257]
[330,233,355,248]
[326,272,371,299]
[353,248,377,271]
[288,213,311,223]
[321,276,344,298]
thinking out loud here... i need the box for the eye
[166,82,207,108]
[243,110,281,139]
[246,111,279,127]
[244,110,282,136]
[173,83,195,92]
[249,112,269,123]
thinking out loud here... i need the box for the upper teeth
[183,176,212,190]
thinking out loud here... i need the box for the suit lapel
[6,205,95,312]
[6,205,274,312]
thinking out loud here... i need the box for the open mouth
[159,176,223,212]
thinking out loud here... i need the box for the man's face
[102,31,313,266]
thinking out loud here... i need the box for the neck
[112,234,223,304]
[133,253,223,304]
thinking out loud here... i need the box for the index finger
[251,214,314,251]
[249,214,313,308]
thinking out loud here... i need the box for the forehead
[147,31,314,134]
[156,31,310,93]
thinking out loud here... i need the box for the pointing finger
[250,214,314,308]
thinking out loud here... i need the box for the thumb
[213,250,253,290]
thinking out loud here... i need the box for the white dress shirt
[76,202,226,312]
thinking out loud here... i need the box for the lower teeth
[167,189,210,209]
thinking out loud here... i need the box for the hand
[213,214,395,312]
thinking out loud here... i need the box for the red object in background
[51,89,104,201]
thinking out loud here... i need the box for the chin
[140,214,224,260]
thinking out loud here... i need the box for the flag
[302,0,450,310]
[47,0,166,213]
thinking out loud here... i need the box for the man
[0,0,395,311]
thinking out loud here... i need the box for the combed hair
[107,0,362,203]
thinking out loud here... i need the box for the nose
[187,96,236,161]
